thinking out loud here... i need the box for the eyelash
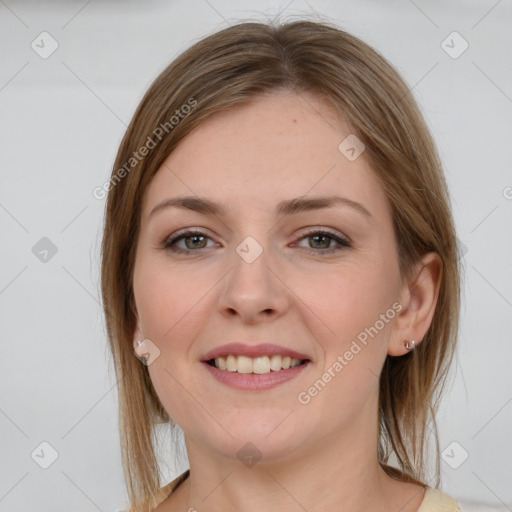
[162,228,352,255]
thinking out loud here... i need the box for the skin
[132,89,442,511]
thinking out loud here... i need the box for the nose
[217,238,290,324]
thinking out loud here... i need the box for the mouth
[200,343,312,389]
[202,356,311,391]
[205,355,310,374]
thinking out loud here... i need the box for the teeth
[252,356,269,374]
[237,356,253,374]
[226,355,237,372]
[213,355,303,373]
[269,354,282,371]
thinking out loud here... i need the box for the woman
[101,19,462,512]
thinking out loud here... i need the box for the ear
[388,252,443,356]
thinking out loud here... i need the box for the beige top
[142,471,461,511]
[418,487,461,511]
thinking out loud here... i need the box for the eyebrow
[149,195,372,219]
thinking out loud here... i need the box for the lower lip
[202,361,311,390]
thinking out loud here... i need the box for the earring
[405,339,416,351]
[134,339,150,365]
[134,338,161,366]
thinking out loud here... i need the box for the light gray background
[1,1,511,511]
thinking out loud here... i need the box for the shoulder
[417,487,461,512]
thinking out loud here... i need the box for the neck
[166,397,425,512]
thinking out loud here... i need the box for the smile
[207,355,307,374]
[203,358,311,391]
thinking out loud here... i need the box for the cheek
[134,260,214,425]
[294,264,393,422]
[134,257,197,337]
[292,259,394,345]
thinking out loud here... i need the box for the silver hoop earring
[405,339,416,351]
[405,340,416,350]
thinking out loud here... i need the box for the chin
[196,419,309,465]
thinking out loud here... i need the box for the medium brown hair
[101,17,462,511]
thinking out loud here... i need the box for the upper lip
[201,343,312,362]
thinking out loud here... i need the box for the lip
[201,343,312,362]
[203,360,311,391]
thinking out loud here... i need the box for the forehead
[141,91,390,223]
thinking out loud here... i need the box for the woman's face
[132,90,409,463]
